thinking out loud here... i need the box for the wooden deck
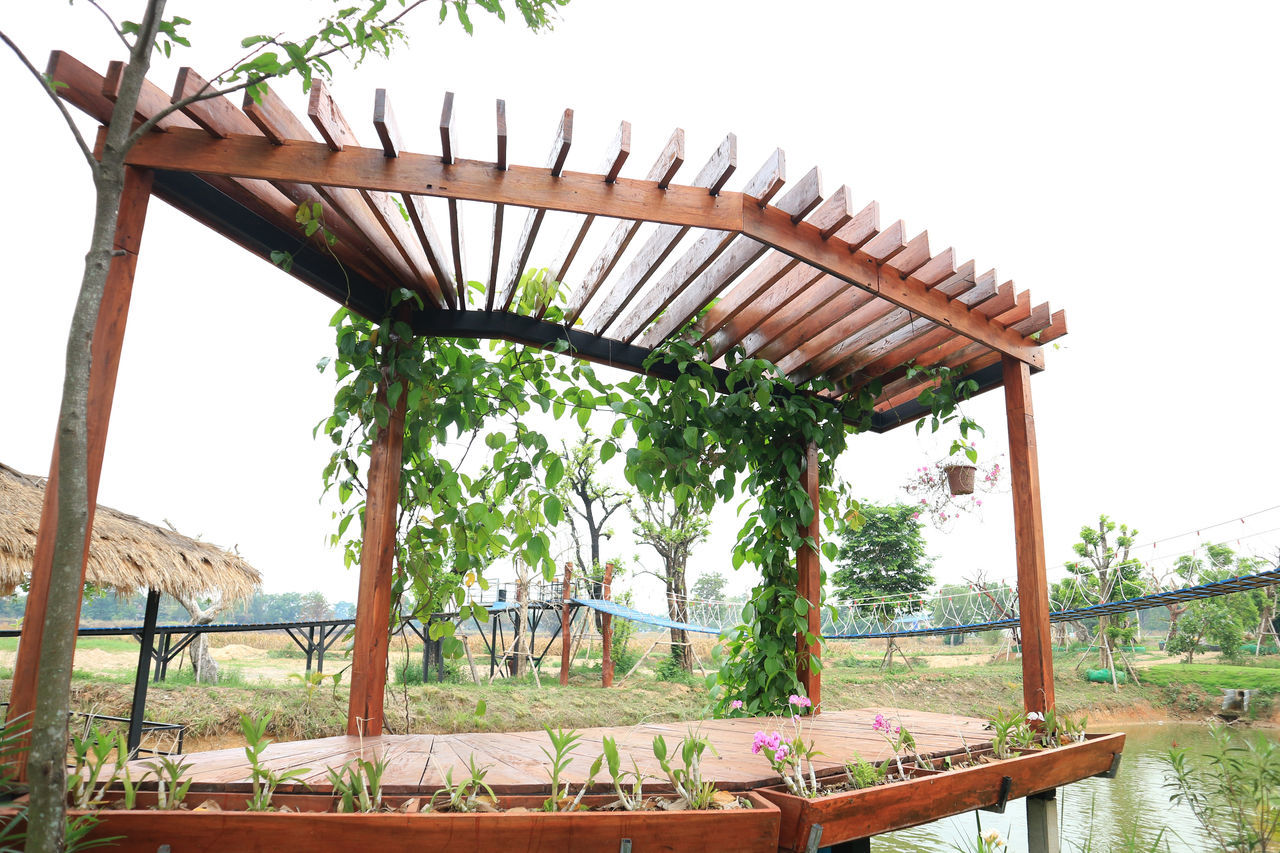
[151,709,992,794]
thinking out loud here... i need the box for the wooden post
[601,562,615,688]
[6,167,154,771]
[345,389,406,736]
[560,562,573,686]
[796,441,822,709]
[1004,355,1055,715]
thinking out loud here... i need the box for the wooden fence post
[601,562,615,688]
[560,562,573,686]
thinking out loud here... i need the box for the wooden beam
[487,99,508,311]
[496,108,574,312]
[741,204,1045,368]
[439,92,468,308]
[611,150,790,343]
[581,134,737,334]
[746,276,859,361]
[796,442,822,708]
[632,166,823,346]
[1003,356,1055,716]
[172,67,259,137]
[601,562,616,688]
[103,62,198,131]
[372,89,402,157]
[705,263,828,360]
[7,168,155,772]
[541,121,632,319]
[306,81,444,307]
[346,390,407,736]
[695,185,853,345]
[115,127,1047,365]
[564,128,685,324]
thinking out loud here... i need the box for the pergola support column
[559,562,573,686]
[346,390,406,736]
[6,166,154,775]
[1003,355,1055,715]
[127,588,162,756]
[796,441,822,708]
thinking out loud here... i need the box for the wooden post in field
[1003,355,1055,715]
[601,562,615,688]
[7,167,154,776]
[795,441,822,710]
[346,388,406,736]
[560,562,573,686]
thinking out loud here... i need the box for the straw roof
[0,462,261,602]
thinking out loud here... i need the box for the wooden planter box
[760,732,1125,852]
[28,790,780,853]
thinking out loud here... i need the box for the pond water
[866,723,1276,852]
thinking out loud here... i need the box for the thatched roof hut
[0,462,261,602]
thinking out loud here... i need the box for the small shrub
[654,656,698,685]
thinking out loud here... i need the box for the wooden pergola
[10,52,1066,752]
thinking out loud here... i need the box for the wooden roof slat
[539,121,632,320]
[807,184,856,239]
[832,200,880,251]
[755,284,876,364]
[994,289,1031,328]
[931,259,977,299]
[487,99,508,311]
[704,263,828,360]
[878,342,995,410]
[563,128,685,324]
[775,294,898,375]
[961,268,999,307]
[740,274,847,359]
[882,230,931,278]
[1010,301,1052,337]
[914,248,956,288]
[438,92,469,308]
[609,151,792,342]
[497,108,574,313]
[372,89,402,157]
[859,219,907,261]
[1038,309,1069,344]
[633,166,823,346]
[103,62,198,132]
[242,85,302,146]
[47,51,116,122]
[93,62,393,289]
[580,133,736,334]
[172,68,259,137]
[972,282,1015,320]
[307,81,445,308]
[794,307,918,383]
[375,88,457,307]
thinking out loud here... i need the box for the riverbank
[8,644,1267,753]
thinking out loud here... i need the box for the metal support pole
[127,589,161,756]
[1028,789,1061,853]
[306,626,316,675]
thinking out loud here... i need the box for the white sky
[2,2,1279,615]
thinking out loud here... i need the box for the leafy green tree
[1062,515,1146,677]
[554,432,629,622]
[1166,544,1267,663]
[632,492,711,670]
[832,503,934,665]
[691,570,729,602]
[2,2,566,844]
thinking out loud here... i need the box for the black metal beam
[127,589,161,756]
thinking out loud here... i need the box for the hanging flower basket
[942,462,976,496]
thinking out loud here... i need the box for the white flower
[1026,711,1045,722]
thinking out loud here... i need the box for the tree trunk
[664,562,692,671]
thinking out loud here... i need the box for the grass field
[1141,663,1280,692]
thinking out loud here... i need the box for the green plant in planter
[327,754,388,813]
[844,753,887,790]
[145,756,193,811]
[988,709,1035,760]
[241,713,310,812]
[601,736,647,811]
[539,727,602,812]
[653,730,719,810]
[67,726,139,810]
[430,756,496,813]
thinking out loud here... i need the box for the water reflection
[869,723,1270,852]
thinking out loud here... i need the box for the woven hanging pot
[945,464,977,496]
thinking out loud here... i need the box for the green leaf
[545,457,564,489]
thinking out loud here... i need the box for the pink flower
[792,714,801,723]
[976,499,983,507]
[766,732,783,751]
[774,745,790,762]
[751,731,768,755]
[729,700,744,711]
[789,694,812,708]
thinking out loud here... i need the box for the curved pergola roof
[50,51,1065,430]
